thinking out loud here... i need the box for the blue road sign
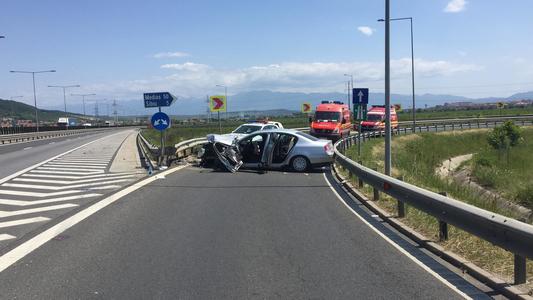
[352,88,369,105]
[151,112,170,131]
[144,92,177,108]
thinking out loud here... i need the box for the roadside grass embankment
[398,106,533,121]
[341,127,533,290]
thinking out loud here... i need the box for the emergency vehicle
[360,105,398,131]
[310,101,351,140]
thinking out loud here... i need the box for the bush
[474,157,492,167]
[515,186,533,210]
[472,165,498,187]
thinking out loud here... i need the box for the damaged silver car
[199,129,334,172]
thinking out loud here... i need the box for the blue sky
[1,0,533,111]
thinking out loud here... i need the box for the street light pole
[378,16,416,132]
[71,93,96,121]
[384,0,391,176]
[48,85,81,121]
[10,70,56,132]
[343,74,354,111]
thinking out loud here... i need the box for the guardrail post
[469,122,472,129]
[460,123,463,130]
[452,123,455,131]
[397,175,405,217]
[372,168,380,201]
[477,122,480,129]
[426,125,429,132]
[438,192,449,241]
[514,254,526,284]
[357,161,364,188]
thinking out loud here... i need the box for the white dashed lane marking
[0,131,141,243]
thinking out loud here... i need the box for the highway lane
[0,129,144,254]
[0,166,489,299]
[0,129,128,179]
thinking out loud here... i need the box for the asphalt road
[0,129,127,179]
[0,166,489,299]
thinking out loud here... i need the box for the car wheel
[291,156,309,172]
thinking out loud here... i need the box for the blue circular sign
[151,112,170,131]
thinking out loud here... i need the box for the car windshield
[232,125,263,134]
[315,112,341,122]
[294,131,319,141]
[366,114,384,122]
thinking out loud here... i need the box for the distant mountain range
[6,90,533,117]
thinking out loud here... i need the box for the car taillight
[324,143,334,155]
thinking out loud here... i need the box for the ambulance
[310,101,351,140]
[360,105,399,131]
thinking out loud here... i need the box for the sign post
[144,92,176,169]
[353,88,369,157]
[209,95,227,133]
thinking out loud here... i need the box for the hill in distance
[0,99,84,122]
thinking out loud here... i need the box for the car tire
[291,156,309,172]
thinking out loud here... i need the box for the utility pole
[10,69,56,132]
[384,0,392,176]
[112,99,118,125]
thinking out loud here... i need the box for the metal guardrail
[136,132,156,173]
[175,138,207,159]
[0,127,117,145]
[334,118,533,285]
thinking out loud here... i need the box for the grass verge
[342,127,533,291]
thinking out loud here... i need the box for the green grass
[342,127,533,287]
[398,106,533,121]
[471,128,533,210]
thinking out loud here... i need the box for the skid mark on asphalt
[0,132,142,248]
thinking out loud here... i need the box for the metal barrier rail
[136,132,156,172]
[175,138,207,159]
[0,127,116,145]
[334,119,533,285]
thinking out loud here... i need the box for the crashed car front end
[198,134,243,172]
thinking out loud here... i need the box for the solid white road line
[30,170,104,175]
[46,162,108,166]
[13,174,136,185]
[37,167,106,172]
[20,172,135,180]
[52,160,110,164]
[0,234,16,242]
[0,131,126,186]
[0,194,101,206]
[0,217,50,229]
[0,189,86,198]
[0,203,78,218]
[322,173,471,300]
[44,163,107,168]
[0,194,102,206]
[0,164,189,273]
[2,179,132,191]
[23,147,33,151]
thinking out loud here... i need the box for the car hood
[206,133,243,145]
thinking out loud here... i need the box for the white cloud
[83,58,481,99]
[444,0,467,13]
[160,62,209,72]
[357,26,374,36]
[153,51,190,58]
